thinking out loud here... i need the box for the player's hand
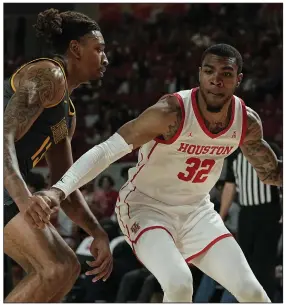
[85,230,113,282]
[23,195,54,229]
[24,188,63,229]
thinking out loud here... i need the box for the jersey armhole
[68,98,76,116]
[43,90,66,109]
[239,99,248,146]
[154,92,185,145]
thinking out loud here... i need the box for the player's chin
[206,98,225,112]
[90,71,103,81]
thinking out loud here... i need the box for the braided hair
[34,8,101,54]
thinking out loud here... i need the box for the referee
[220,142,282,301]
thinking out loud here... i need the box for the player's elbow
[257,172,282,187]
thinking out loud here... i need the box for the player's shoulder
[174,88,196,99]
[20,60,66,106]
[243,106,263,142]
[245,106,261,124]
[24,60,65,83]
[153,87,198,117]
[155,94,181,115]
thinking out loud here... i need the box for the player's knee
[163,269,193,301]
[62,249,81,280]
[39,250,80,284]
[236,281,268,302]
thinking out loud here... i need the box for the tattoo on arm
[4,65,64,203]
[161,96,182,140]
[5,67,62,139]
[241,108,282,186]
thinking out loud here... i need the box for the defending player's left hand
[25,190,61,229]
[85,230,113,282]
[23,195,54,229]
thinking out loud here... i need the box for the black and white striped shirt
[225,145,281,207]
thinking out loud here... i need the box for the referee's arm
[220,155,236,221]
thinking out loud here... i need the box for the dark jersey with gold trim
[4,58,76,179]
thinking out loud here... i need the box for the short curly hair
[201,43,243,74]
[34,8,101,54]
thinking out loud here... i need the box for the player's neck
[54,56,84,93]
[197,90,232,134]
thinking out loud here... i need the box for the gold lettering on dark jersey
[51,118,68,144]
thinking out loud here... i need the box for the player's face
[79,31,109,81]
[199,54,243,112]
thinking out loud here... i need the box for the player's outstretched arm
[4,61,65,222]
[36,115,113,282]
[240,107,282,186]
[48,94,182,201]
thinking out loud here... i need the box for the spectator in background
[92,175,119,220]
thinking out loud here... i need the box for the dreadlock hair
[201,43,243,74]
[34,8,101,54]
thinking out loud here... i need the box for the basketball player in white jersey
[28,44,282,302]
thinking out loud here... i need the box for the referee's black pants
[237,202,281,301]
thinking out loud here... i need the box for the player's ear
[237,73,243,87]
[69,40,81,59]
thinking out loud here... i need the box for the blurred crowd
[4,3,282,302]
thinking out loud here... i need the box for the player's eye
[224,72,232,77]
[204,70,212,74]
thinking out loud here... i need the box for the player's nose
[210,75,223,87]
[102,52,109,67]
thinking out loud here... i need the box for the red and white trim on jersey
[117,142,158,202]
[154,92,186,144]
[116,141,159,233]
[239,99,248,146]
[191,87,236,139]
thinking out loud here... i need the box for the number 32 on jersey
[178,157,215,183]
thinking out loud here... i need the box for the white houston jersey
[124,87,247,206]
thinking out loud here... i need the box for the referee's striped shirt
[225,144,281,207]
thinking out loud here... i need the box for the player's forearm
[60,189,105,238]
[258,160,282,187]
[219,182,236,221]
[52,133,132,198]
[4,137,31,206]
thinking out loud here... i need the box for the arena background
[4,3,283,302]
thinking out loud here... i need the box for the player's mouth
[99,67,106,77]
[208,91,224,97]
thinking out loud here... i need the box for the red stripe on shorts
[185,233,233,263]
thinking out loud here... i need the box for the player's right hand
[23,195,54,229]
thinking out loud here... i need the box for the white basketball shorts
[115,182,233,263]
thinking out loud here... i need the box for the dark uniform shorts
[4,189,20,227]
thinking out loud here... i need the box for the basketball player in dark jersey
[4,9,112,302]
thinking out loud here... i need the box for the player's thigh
[117,194,177,246]
[133,228,193,293]
[4,211,79,274]
[178,208,232,263]
[190,236,267,302]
